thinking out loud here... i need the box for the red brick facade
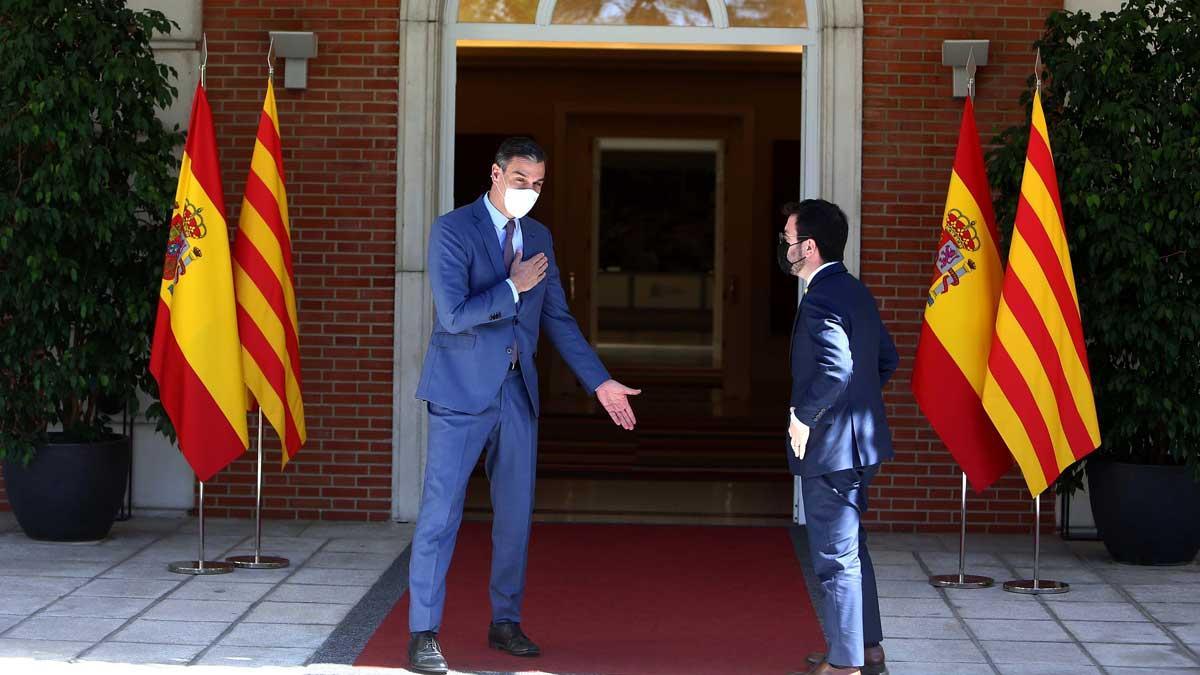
[2,0,1067,531]
[861,0,1061,532]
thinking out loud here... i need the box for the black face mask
[777,239,807,276]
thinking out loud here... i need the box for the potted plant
[988,0,1200,564]
[0,1,181,541]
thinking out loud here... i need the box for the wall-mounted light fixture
[942,39,989,98]
[268,31,318,90]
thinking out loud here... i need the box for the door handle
[568,272,576,302]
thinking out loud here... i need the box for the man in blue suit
[407,137,641,674]
[780,199,898,675]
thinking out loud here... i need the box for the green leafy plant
[987,0,1200,485]
[0,0,182,464]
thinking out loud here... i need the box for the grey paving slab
[39,595,156,619]
[195,644,313,667]
[915,551,1003,567]
[1085,642,1200,668]
[948,598,1055,620]
[981,640,1093,665]
[169,579,275,602]
[7,616,125,642]
[79,641,202,665]
[1064,619,1175,644]
[0,576,88,596]
[1143,603,1200,624]
[1168,622,1200,643]
[868,533,949,551]
[266,583,370,605]
[286,567,384,586]
[198,566,295,584]
[871,564,932,581]
[875,637,986,663]
[876,579,944,599]
[0,637,91,659]
[965,617,1071,642]
[0,615,22,632]
[70,578,181,599]
[1126,584,1200,604]
[101,562,204,582]
[220,621,335,649]
[1049,601,1150,622]
[1098,567,1200,585]
[1039,584,1126,603]
[305,551,396,571]
[297,522,411,539]
[243,601,351,625]
[878,597,954,618]
[0,561,113,577]
[141,599,253,623]
[0,593,66,615]
[109,618,231,646]
[881,616,969,640]
[996,664,1103,675]
[1010,567,1105,584]
[321,537,410,556]
[1107,669,1200,674]
[888,663,995,675]
[231,536,327,553]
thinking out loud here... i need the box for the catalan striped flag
[150,83,249,482]
[232,79,306,466]
[981,90,1101,497]
[912,97,1013,493]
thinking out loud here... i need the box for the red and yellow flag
[912,97,1013,493]
[981,91,1101,497]
[150,83,249,482]
[232,80,306,466]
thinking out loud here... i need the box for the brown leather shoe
[804,644,887,675]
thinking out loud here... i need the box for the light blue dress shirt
[484,193,522,302]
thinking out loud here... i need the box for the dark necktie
[503,219,518,364]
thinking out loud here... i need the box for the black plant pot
[1087,459,1200,565]
[2,433,131,542]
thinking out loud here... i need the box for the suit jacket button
[490,313,500,320]
[505,347,513,354]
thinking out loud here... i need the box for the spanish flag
[912,97,1013,493]
[150,83,250,482]
[232,80,306,466]
[981,91,1101,497]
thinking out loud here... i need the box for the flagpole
[169,480,234,575]
[929,472,994,588]
[928,52,992,590]
[1004,494,1069,594]
[228,411,289,569]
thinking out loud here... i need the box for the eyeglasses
[778,233,811,247]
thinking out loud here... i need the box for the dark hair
[495,136,546,169]
[781,199,848,262]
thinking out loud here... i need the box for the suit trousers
[801,463,884,668]
[408,368,537,633]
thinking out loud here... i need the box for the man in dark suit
[407,137,641,674]
[780,199,898,675]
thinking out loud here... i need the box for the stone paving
[0,512,1197,674]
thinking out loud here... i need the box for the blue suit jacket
[415,196,610,416]
[788,262,899,477]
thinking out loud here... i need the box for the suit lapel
[789,262,847,343]
[471,196,506,279]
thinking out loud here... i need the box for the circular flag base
[227,554,290,569]
[929,574,994,589]
[1003,579,1070,595]
[168,560,235,575]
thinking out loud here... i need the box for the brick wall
[198,0,399,520]
[860,0,1063,533]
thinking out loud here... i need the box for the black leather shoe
[408,631,448,674]
[488,621,541,657]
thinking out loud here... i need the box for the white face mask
[497,172,539,219]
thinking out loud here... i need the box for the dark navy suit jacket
[788,262,899,477]
[415,196,610,416]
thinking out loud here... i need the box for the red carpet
[356,522,824,674]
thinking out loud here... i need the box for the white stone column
[819,0,864,276]
[391,0,444,521]
[127,0,205,513]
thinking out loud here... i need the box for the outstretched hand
[595,379,641,430]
